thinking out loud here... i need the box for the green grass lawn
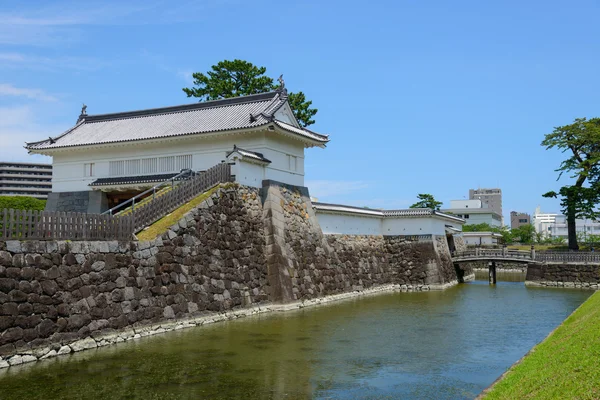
[483,291,600,399]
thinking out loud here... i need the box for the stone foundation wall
[45,191,108,213]
[0,185,269,365]
[265,181,458,301]
[526,263,600,289]
[0,182,461,367]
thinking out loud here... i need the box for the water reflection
[474,268,527,282]
[0,281,590,400]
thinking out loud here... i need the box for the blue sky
[1,0,599,221]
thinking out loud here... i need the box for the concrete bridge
[452,248,600,284]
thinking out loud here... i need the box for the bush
[0,196,46,211]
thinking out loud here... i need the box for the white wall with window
[50,131,307,192]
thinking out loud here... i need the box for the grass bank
[482,291,600,399]
[136,185,219,241]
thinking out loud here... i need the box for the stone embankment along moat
[0,182,462,368]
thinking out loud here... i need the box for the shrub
[0,196,46,211]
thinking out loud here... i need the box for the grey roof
[226,145,271,164]
[27,91,329,152]
[89,173,178,187]
[312,202,465,222]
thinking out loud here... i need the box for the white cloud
[0,1,227,46]
[0,52,111,72]
[0,83,57,102]
[0,105,61,163]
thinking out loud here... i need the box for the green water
[0,281,591,399]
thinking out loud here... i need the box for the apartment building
[469,188,502,224]
[0,161,52,199]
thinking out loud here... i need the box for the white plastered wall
[49,130,307,192]
[315,211,459,236]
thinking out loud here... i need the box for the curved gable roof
[27,91,329,153]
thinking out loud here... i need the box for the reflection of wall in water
[474,268,527,282]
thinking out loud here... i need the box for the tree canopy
[409,194,442,210]
[542,117,600,250]
[462,223,511,243]
[182,59,317,127]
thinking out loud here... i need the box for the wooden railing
[0,163,232,241]
[129,163,232,232]
[0,209,134,241]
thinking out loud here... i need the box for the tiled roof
[89,173,179,187]
[313,202,464,222]
[226,145,271,164]
[27,91,329,152]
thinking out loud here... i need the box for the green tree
[462,223,511,243]
[510,224,536,244]
[182,59,318,127]
[409,194,442,210]
[542,117,600,250]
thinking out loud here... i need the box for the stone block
[6,241,21,254]
[0,251,11,267]
[70,337,97,352]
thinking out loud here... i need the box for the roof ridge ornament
[277,74,288,97]
[77,103,88,123]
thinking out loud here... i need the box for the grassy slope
[136,185,219,241]
[483,291,600,399]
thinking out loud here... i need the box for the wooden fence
[0,162,232,241]
[129,162,232,232]
[0,209,134,241]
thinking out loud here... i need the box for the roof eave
[271,124,329,148]
[25,124,275,154]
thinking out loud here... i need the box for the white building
[26,85,329,213]
[0,161,52,199]
[533,206,600,241]
[462,232,502,246]
[442,200,502,227]
[313,202,464,237]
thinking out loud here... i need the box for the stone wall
[526,263,600,289]
[0,182,462,367]
[262,181,459,301]
[453,235,467,253]
[0,185,269,366]
[45,191,108,213]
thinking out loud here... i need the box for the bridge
[451,248,600,284]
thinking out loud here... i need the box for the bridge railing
[534,252,600,263]
[452,249,532,260]
[452,249,600,263]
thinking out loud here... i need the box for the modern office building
[0,161,52,199]
[469,188,502,224]
[510,211,531,230]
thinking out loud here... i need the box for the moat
[0,279,590,400]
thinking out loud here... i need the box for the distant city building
[510,211,531,230]
[442,199,502,227]
[0,161,52,199]
[462,232,503,246]
[532,206,600,241]
[469,188,502,224]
